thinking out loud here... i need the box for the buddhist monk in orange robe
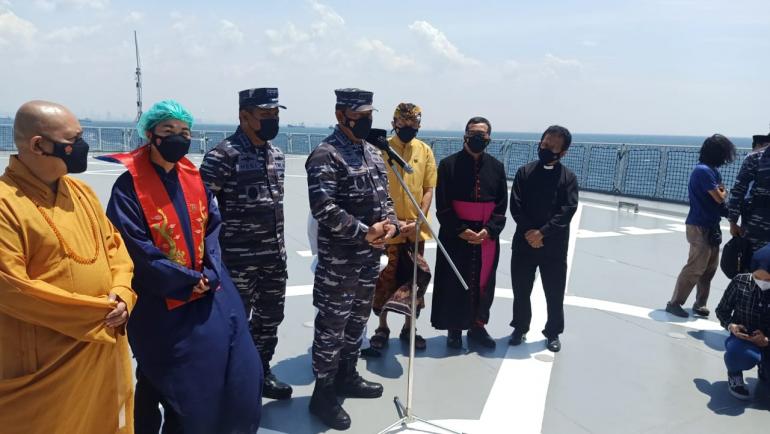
[0,101,136,434]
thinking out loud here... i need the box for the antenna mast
[134,30,143,122]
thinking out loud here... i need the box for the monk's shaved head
[14,100,80,150]
[12,100,82,187]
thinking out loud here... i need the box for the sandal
[369,327,390,350]
[400,327,427,350]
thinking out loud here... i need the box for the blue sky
[1,0,768,136]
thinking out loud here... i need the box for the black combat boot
[262,366,293,400]
[309,376,351,430]
[334,358,383,398]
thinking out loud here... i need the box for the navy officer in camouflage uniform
[306,88,398,430]
[729,133,770,260]
[199,88,292,400]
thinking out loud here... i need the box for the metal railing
[0,124,748,204]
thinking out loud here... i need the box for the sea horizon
[0,117,754,148]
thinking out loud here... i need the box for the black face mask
[396,126,418,143]
[538,147,561,165]
[256,118,280,142]
[466,134,489,153]
[42,137,90,174]
[344,115,373,140]
[152,133,191,163]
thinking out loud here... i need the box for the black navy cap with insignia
[334,88,376,112]
[239,88,287,109]
[753,134,770,145]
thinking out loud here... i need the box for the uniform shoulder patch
[214,140,241,160]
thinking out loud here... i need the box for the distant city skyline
[1,0,769,137]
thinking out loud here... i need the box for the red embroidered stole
[105,145,208,310]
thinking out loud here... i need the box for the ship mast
[134,30,143,122]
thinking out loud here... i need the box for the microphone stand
[378,149,468,434]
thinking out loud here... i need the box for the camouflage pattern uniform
[729,148,770,255]
[306,126,397,379]
[200,127,287,368]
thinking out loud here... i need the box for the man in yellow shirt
[368,103,437,352]
[0,101,136,434]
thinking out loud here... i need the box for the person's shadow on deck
[687,330,727,352]
[694,377,770,415]
[270,350,315,387]
[260,395,328,434]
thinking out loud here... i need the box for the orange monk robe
[0,156,136,434]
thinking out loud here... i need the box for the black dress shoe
[360,347,382,358]
[263,371,293,400]
[508,330,527,346]
[468,326,496,349]
[309,377,351,430]
[334,358,383,398]
[546,337,561,353]
[447,330,462,349]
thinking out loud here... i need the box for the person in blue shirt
[666,134,736,318]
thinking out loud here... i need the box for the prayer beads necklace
[31,196,101,265]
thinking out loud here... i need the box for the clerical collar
[543,164,556,170]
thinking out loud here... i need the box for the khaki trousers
[670,225,720,307]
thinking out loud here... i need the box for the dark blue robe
[106,163,262,434]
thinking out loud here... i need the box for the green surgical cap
[136,99,194,137]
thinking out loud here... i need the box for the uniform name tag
[237,155,264,173]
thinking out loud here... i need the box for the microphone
[366,128,414,174]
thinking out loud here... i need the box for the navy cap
[239,88,287,109]
[334,88,376,112]
[752,134,770,145]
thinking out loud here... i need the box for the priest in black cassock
[431,117,508,349]
[509,125,578,353]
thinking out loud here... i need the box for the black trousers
[135,368,183,434]
[510,246,567,339]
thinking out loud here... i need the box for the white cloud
[265,23,311,56]
[186,42,207,59]
[44,24,101,43]
[308,0,344,36]
[409,20,480,67]
[170,11,193,33]
[582,40,598,47]
[124,11,143,24]
[357,38,415,70]
[0,8,37,48]
[501,54,583,80]
[544,53,582,69]
[219,19,244,45]
[33,0,109,10]
[265,0,346,57]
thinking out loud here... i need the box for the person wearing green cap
[100,100,263,434]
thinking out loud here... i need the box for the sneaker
[468,326,496,349]
[546,337,561,353]
[666,302,689,318]
[692,305,710,317]
[728,373,751,400]
[508,330,527,346]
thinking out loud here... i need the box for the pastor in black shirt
[509,125,578,352]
